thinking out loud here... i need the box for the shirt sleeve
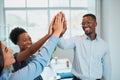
[12,53,22,72]
[102,46,111,80]
[8,35,59,80]
[57,37,75,49]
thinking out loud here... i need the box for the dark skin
[82,16,102,80]
[82,16,97,40]
[1,11,65,72]
[60,16,97,40]
[58,13,67,37]
[16,33,51,62]
[60,15,97,40]
[56,15,102,80]
[15,12,66,63]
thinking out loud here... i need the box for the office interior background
[0,0,120,80]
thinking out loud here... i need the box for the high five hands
[48,12,67,37]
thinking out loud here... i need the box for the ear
[16,41,20,46]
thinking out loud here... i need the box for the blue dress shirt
[0,35,59,80]
[13,50,43,80]
[58,35,111,80]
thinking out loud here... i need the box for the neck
[88,33,96,40]
[20,48,25,52]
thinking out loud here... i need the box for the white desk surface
[41,58,73,80]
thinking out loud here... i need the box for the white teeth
[85,27,90,31]
[27,45,31,48]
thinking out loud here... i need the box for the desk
[41,58,73,80]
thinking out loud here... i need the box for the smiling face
[1,42,15,69]
[82,16,97,36]
[17,33,32,51]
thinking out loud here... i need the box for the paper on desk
[50,59,72,73]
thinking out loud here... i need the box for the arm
[59,12,67,37]
[57,12,75,49]
[57,37,75,49]
[16,16,54,63]
[102,47,111,80]
[57,18,75,49]
[11,36,59,80]
[16,33,51,62]
[9,12,64,80]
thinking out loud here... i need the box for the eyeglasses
[81,21,94,26]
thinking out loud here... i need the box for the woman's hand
[52,12,65,37]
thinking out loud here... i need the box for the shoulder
[97,37,109,51]
[98,37,108,46]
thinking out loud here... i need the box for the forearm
[17,34,51,62]
[17,11,63,62]
[29,33,51,54]
[10,36,59,80]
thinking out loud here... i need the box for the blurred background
[0,0,120,79]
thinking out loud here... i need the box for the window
[3,0,95,50]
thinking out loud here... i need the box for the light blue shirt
[0,35,59,80]
[58,35,111,80]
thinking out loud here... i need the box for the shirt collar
[84,34,99,41]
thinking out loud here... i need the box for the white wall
[101,0,120,79]
[0,0,5,41]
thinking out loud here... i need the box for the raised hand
[52,12,64,37]
[60,13,67,37]
[48,16,56,36]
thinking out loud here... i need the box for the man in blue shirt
[0,12,66,80]
[58,13,111,80]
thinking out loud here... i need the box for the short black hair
[83,13,96,21]
[9,27,27,45]
[0,41,4,75]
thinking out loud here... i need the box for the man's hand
[60,13,67,37]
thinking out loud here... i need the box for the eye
[87,22,91,24]
[5,47,8,53]
[82,21,94,26]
